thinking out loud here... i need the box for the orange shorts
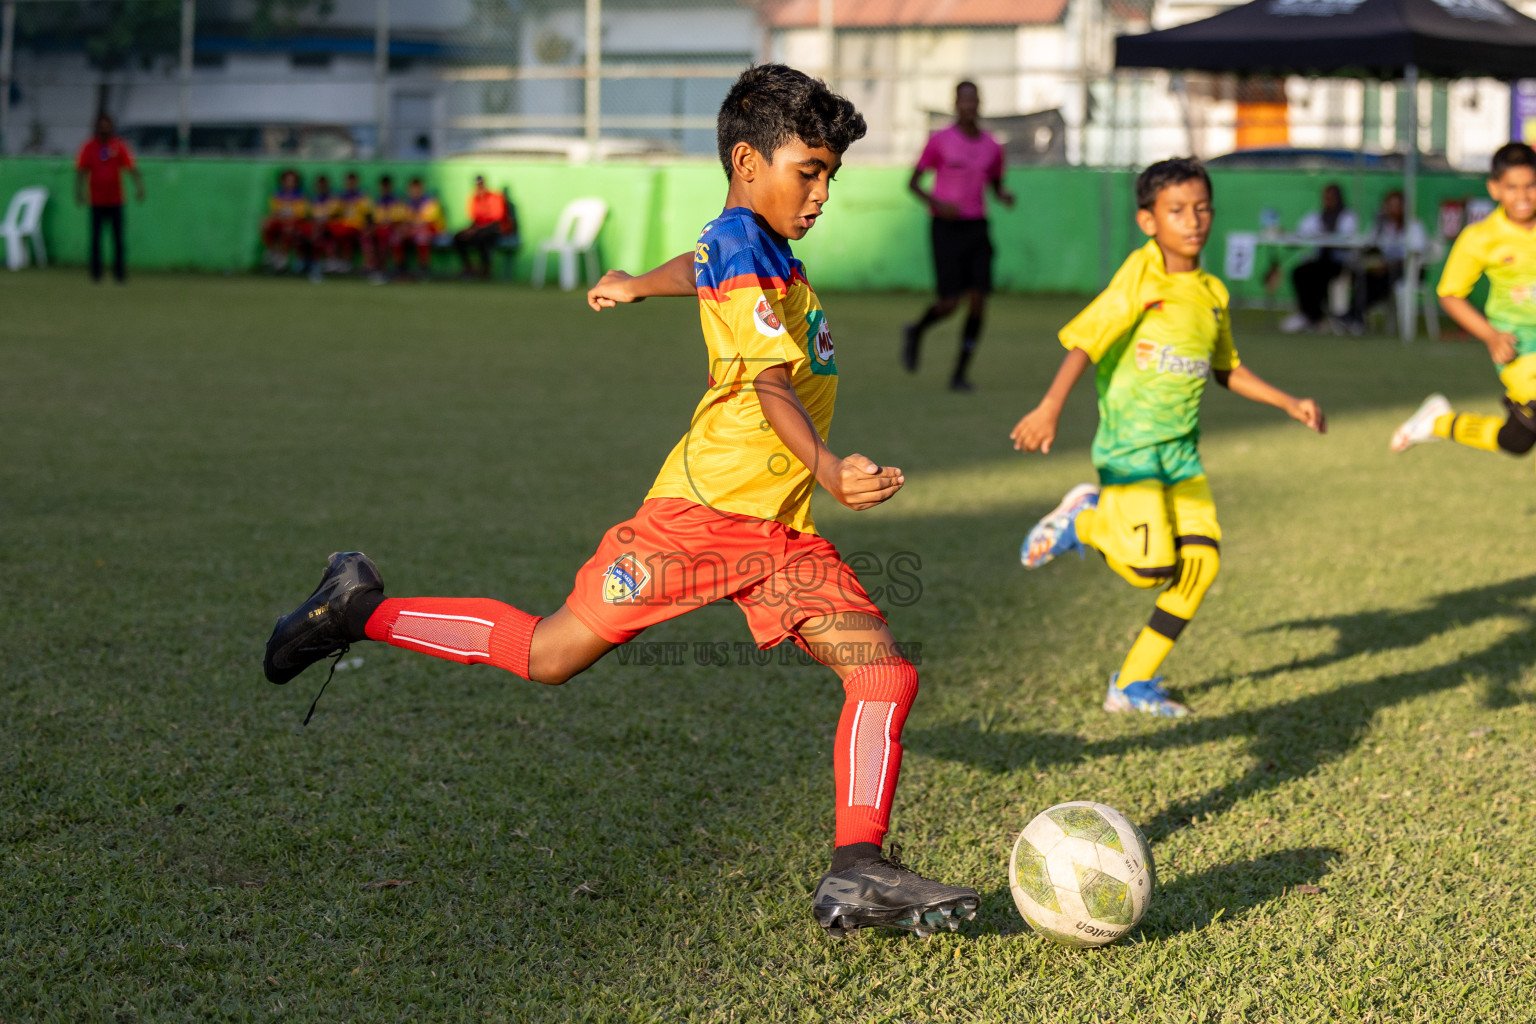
[565,497,884,650]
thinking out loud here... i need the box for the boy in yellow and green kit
[1011,158,1326,717]
[1392,143,1536,457]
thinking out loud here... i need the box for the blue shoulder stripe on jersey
[694,206,798,291]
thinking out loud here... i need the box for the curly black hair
[1491,141,1536,180]
[1135,157,1212,211]
[716,64,867,179]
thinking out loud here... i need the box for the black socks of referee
[951,314,982,388]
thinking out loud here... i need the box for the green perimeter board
[0,155,1492,296]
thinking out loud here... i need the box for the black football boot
[812,846,980,938]
[263,551,384,685]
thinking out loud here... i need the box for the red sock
[833,658,919,848]
[365,597,540,679]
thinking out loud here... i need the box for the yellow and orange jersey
[309,190,340,223]
[373,192,410,227]
[267,189,309,222]
[645,206,837,534]
[1438,204,1536,360]
[336,189,373,230]
[407,194,445,233]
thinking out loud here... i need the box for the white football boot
[1390,393,1452,453]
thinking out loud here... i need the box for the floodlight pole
[584,0,601,159]
[0,1,14,158]
[1402,62,1419,343]
[374,0,390,159]
[819,0,834,83]
[178,0,194,156]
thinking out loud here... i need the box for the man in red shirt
[74,113,145,283]
[453,175,515,278]
[902,81,1014,392]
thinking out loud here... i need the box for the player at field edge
[1011,157,1326,718]
[390,177,445,280]
[260,168,310,273]
[371,175,408,280]
[264,64,980,940]
[1392,142,1536,459]
[902,80,1015,392]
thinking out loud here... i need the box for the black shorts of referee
[931,217,993,298]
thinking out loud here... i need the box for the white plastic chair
[1,187,48,270]
[532,197,607,290]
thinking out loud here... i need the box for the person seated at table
[454,175,514,279]
[396,177,446,279]
[261,169,310,273]
[371,175,409,277]
[1281,183,1359,333]
[1344,190,1427,332]
[331,172,373,273]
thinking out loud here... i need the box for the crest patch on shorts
[602,553,650,604]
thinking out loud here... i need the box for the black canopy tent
[1114,0,1536,337]
[1116,0,1536,80]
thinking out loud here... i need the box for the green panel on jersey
[1046,806,1123,851]
[1014,841,1061,912]
[1075,865,1134,926]
[1095,436,1205,487]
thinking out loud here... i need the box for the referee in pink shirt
[903,81,1014,392]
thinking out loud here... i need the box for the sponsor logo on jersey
[1512,285,1534,303]
[805,308,837,375]
[754,295,785,336]
[602,553,650,603]
[695,242,709,263]
[1135,341,1211,379]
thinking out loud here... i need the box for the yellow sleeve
[704,264,806,378]
[1437,225,1488,298]
[1058,256,1141,362]
[1209,276,1239,371]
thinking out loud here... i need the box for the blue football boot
[1021,483,1099,568]
[1103,673,1190,718]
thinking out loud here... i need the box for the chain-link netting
[0,0,1525,168]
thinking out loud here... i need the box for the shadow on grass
[910,573,1536,842]
[972,846,1340,941]
[1186,572,1536,708]
[1140,845,1341,937]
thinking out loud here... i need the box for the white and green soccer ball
[1009,801,1155,947]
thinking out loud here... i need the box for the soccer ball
[1009,801,1155,947]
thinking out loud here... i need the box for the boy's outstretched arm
[755,365,905,511]
[586,251,695,311]
[1215,365,1327,433]
[1440,294,1518,364]
[1010,348,1092,453]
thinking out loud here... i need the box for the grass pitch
[2,270,1533,1022]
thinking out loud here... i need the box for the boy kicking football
[263,65,977,939]
[1011,158,1325,717]
[1393,142,1536,459]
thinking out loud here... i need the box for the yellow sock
[1119,627,1175,685]
[1434,411,1502,452]
[1116,544,1219,687]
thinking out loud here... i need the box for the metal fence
[0,0,1518,169]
